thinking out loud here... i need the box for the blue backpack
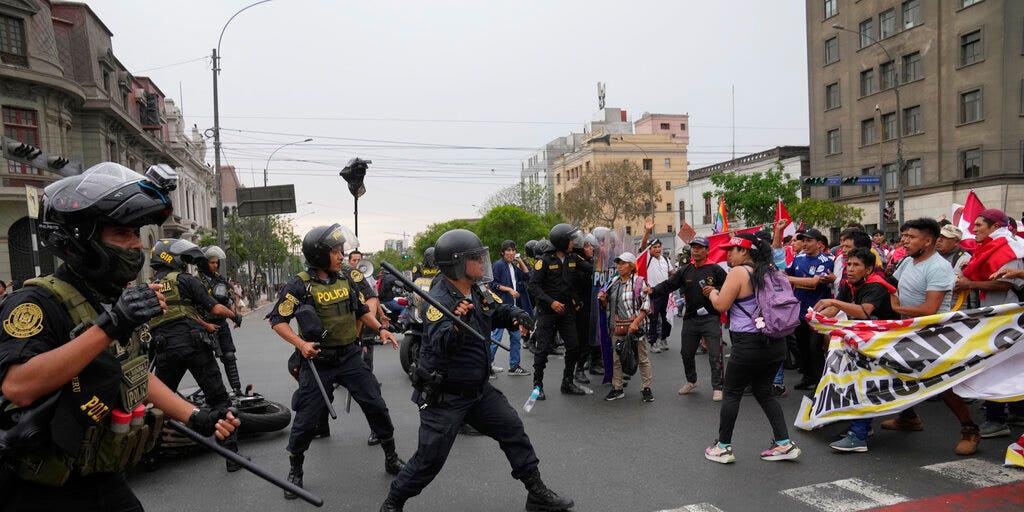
[734,267,801,339]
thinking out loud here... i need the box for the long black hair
[733,232,776,292]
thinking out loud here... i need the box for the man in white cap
[597,252,654,402]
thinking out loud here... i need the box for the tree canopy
[477,181,549,216]
[557,160,660,228]
[788,198,865,230]
[708,163,800,227]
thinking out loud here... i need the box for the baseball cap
[691,236,710,248]
[939,225,963,240]
[801,228,827,243]
[978,208,1009,226]
[614,252,637,264]
[720,235,755,250]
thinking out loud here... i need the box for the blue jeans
[384,299,405,320]
[849,418,872,441]
[490,327,522,369]
[773,364,785,386]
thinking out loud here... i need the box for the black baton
[380,262,510,351]
[308,343,338,419]
[166,419,324,507]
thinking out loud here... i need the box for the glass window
[703,196,713,224]
[960,0,981,8]
[902,52,921,82]
[665,180,671,190]
[960,30,982,66]
[659,123,670,129]
[626,226,632,235]
[903,105,922,135]
[825,37,839,65]
[859,19,874,48]
[960,89,983,123]
[0,15,27,67]
[883,163,898,191]
[860,69,876,96]
[906,159,922,186]
[880,9,897,38]
[825,82,840,109]
[861,167,879,193]
[880,61,896,90]
[2,107,40,175]
[961,148,981,178]
[824,0,837,19]
[666,203,672,212]
[881,112,897,140]
[664,158,671,169]
[642,159,653,171]
[829,185,841,199]
[902,0,921,29]
[861,118,877,145]
[827,129,842,155]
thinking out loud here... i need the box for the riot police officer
[411,247,440,284]
[0,163,238,511]
[269,224,405,499]
[572,233,597,384]
[380,229,573,512]
[147,238,242,471]
[195,245,244,396]
[529,224,589,397]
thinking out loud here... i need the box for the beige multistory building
[552,112,688,241]
[806,0,1024,235]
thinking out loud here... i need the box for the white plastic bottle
[523,386,541,413]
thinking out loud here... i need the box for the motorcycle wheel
[237,399,292,434]
[399,333,420,379]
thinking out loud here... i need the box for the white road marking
[921,458,1024,488]
[655,504,726,512]
[780,477,908,511]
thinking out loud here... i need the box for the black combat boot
[379,495,406,512]
[284,452,304,500]
[573,368,590,385]
[522,468,574,511]
[380,438,406,475]
[222,433,246,473]
[560,378,586,396]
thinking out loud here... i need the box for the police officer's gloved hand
[96,284,164,340]
[232,315,242,328]
[513,309,535,331]
[188,406,230,437]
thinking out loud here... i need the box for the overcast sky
[86,0,809,250]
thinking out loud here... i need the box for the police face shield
[324,224,359,253]
[458,247,492,284]
[167,239,206,266]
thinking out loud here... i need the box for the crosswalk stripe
[921,459,1024,488]
[780,477,909,511]
[654,504,726,512]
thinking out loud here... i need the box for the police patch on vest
[426,305,443,322]
[278,293,300,316]
[535,260,543,271]
[548,265,559,270]
[3,303,44,338]
[315,287,350,304]
[490,291,503,304]
[350,270,364,283]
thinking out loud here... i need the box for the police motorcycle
[158,385,291,456]
[397,274,430,379]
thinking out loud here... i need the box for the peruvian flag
[775,197,796,237]
[962,227,1024,284]
[953,190,985,239]
[705,226,761,264]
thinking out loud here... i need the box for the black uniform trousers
[288,344,394,454]
[214,322,236,354]
[4,473,142,512]
[388,383,539,501]
[152,338,230,410]
[531,310,578,387]
[573,299,594,371]
[794,318,825,385]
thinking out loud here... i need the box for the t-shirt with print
[893,252,955,313]
[787,252,835,309]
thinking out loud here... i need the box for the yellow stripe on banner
[917,314,1016,380]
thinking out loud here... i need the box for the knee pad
[221,351,237,363]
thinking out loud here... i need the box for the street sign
[857,175,881,185]
[826,176,841,186]
[236,184,297,217]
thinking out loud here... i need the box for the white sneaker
[678,382,698,395]
[650,344,662,354]
[491,365,504,373]
[659,339,670,351]
[712,390,723,401]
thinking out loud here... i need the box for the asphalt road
[129,305,1024,512]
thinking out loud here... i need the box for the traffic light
[842,176,859,185]
[339,157,371,198]
[4,140,42,161]
[801,176,829,186]
[3,136,78,175]
[883,206,895,223]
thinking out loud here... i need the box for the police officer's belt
[438,383,483,399]
[313,343,357,361]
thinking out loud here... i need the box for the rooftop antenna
[597,82,606,110]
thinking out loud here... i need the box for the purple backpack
[734,268,801,339]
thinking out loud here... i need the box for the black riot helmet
[150,238,206,271]
[524,240,538,258]
[549,223,580,252]
[535,239,555,255]
[422,247,436,268]
[302,223,358,270]
[40,162,175,297]
[434,229,492,283]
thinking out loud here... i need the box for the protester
[934,225,976,310]
[702,233,800,464]
[814,248,898,453]
[639,218,675,353]
[598,252,653,402]
[786,228,834,391]
[489,239,533,376]
[885,218,982,456]
[872,229,891,264]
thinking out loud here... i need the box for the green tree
[557,160,660,228]
[709,162,800,227]
[788,198,865,229]
[411,218,476,259]
[477,181,549,216]
[474,205,549,261]
[198,213,299,284]
[370,248,416,273]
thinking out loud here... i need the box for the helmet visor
[455,247,492,284]
[44,163,149,212]
[323,224,359,252]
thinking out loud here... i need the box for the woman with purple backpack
[701,233,801,464]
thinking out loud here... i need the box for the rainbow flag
[713,196,729,233]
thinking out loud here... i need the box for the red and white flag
[952,190,985,239]
[775,197,796,237]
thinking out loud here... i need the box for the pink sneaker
[760,441,801,461]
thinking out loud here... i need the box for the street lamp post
[212,0,272,276]
[263,138,312,187]
[833,23,905,227]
